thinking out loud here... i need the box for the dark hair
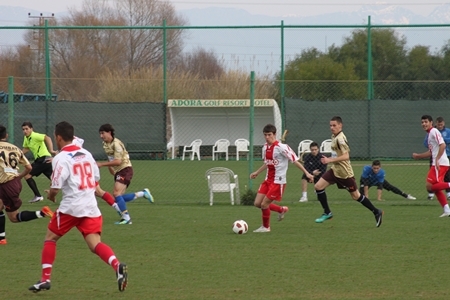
[54,121,74,142]
[22,121,33,128]
[0,125,6,139]
[310,142,319,149]
[372,160,381,166]
[99,123,115,138]
[421,115,433,122]
[436,116,445,123]
[263,124,276,134]
[331,116,342,124]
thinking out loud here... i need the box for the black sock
[26,178,41,197]
[0,211,5,240]
[357,194,378,213]
[402,193,408,198]
[315,189,331,214]
[17,211,39,222]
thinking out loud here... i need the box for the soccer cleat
[299,196,308,202]
[0,239,7,245]
[439,212,450,218]
[143,188,154,203]
[29,196,44,203]
[375,209,384,227]
[277,206,289,221]
[428,195,434,200]
[41,206,54,218]
[315,212,333,223]
[253,226,271,233]
[406,194,416,200]
[115,219,132,225]
[28,280,51,293]
[447,195,450,200]
[117,263,128,292]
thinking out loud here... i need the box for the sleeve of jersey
[361,166,370,178]
[337,137,349,153]
[50,157,68,189]
[280,144,299,162]
[34,132,46,142]
[113,140,124,159]
[377,170,385,183]
[19,151,30,166]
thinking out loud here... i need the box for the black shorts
[30,157,53,178]
[321,169,358,192]
[114,167,133,187]
[0,177,23,212]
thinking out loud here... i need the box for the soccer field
[4,160,448,299]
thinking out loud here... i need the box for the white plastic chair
[212,139,230,161]
[205,167,240,206]
[182,139,202,160]
[320,139,332,155]
[298,139,314,158]
[235,138,250,161]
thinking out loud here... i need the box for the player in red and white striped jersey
[250,124,314,233]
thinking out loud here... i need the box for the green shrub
[241,188,256,206]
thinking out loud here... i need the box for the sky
[0,0,442,17]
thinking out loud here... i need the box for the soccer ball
[232,220,248,234]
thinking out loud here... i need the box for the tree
[171,47,225,79]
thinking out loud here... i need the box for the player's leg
[253,182,271,232]
[113,181,131,224]
[0,199,5,244]
[349,187,383,227]
[444,164,450,198]
[264,183,288,222]
[382,180,414,199]
[82,216,127,291]
[314,171,333,222]
[25,170,44,203]
[428,166,450,216]
[121,188,154,203]
[95,184,121,215]
[299,175,308,202]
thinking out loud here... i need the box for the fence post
[367,16,373,158]
[44,19,52,134]
[249,71,255,190]
[163,19,167,104]
[280,20,285,131]
[8,76,14,144]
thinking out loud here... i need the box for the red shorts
[257,180,285,201]
[48,210,103,238]
[427,166,450,184]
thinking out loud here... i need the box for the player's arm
[22,147,30,155]
[250,164,267,179]
[321,151,349,164]
[376,183,384,201]
[412,151,431,160]
[435,143,446,169]
[45,188,60,203]
[97,158,121,168]
[44,135,58,155]
[293,161,314,181]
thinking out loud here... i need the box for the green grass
[4,160,447,299]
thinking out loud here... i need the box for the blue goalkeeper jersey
[361,165,385,186]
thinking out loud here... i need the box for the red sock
[269,203,282,213]
[94,242,120,270]
[434,190,448,207]
[432,182,450,192]
[41,240,56,282]
[262,208,270,228]
[102,192,115,206]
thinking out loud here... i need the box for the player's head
[371,160,381,174]
[54,121,74,149]
[309,142,319,156]
[421,115,433,131]
[22,121,34,137]
[329,116,343,135]
[0,124,7,140]
[436,116,445,131]
[99,123,115,142]
[263,124,277,145]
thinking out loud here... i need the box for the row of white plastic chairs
[182,138,250,161]
[298,139,332,158]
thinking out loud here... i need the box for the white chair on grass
[205,167,240,206]
[298,139,313,158]
[182,139,202,160]
[235,138,249,161]
[320,139,332,156]
[212,139,230,161]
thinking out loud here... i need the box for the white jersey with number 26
[51,144,101,217]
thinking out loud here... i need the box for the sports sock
[262,208,270,228]
[269,203,283,213]
[26,178,41,197]
[315,189,331,214]
[434,190,448,207]
[112,203,121,214]
[0,211,5,241]
[122,193,136,202]
[357,194,378,213]
[41,240,56,282]
[115,195,127,212]
[302,192,307,197]
[135,191,144,198]
[102,192,115,206]
[95,242,120,270]
[16,211,40,222]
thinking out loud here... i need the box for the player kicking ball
[29,121,128,293]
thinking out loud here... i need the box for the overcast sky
[0,0,442,17]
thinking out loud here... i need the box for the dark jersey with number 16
[0,141,30,184]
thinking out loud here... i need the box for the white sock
[447,192,450,198]
[135,191,144,199]
[302,192,307,197]
[112,203,121,213]
[36,211,43,218]
[123,213,131,221]
[428,193,434,198]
